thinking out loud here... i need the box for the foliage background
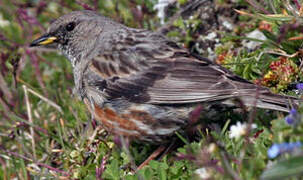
[1,0,303,179]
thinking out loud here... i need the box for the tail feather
[223,92,299,112]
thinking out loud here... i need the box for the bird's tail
[223,92,299,112]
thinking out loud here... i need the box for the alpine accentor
[30,10,298,143]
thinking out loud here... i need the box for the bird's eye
[66,22,76,31]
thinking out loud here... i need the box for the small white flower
[208,143,217,153]
[154,0,176,24]
[229,122,257,139]
[0,14,10,27]
[195,168,212,179]
[222,20,233,30]
[242,29,267,50]
[205,32,217,40]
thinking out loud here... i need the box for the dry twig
[23,85,36,160]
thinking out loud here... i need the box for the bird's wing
[87,30,268,104]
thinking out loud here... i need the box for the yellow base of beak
[30,35,57,47]
[39,37,57,45]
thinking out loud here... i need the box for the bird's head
[30,10,105,65]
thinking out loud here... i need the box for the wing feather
[85,30,268,104]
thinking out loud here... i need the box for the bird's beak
[30,34,57,47]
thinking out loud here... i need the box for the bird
[30,10,298,143]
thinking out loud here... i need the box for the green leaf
[103,159,120,180]
[173,17,185,29]
[139,168,153,179]
[159,164,167,180]
[261,156,303,180]
[257,14,294,22]
[178,0,187,5]
[149,160,159,169]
